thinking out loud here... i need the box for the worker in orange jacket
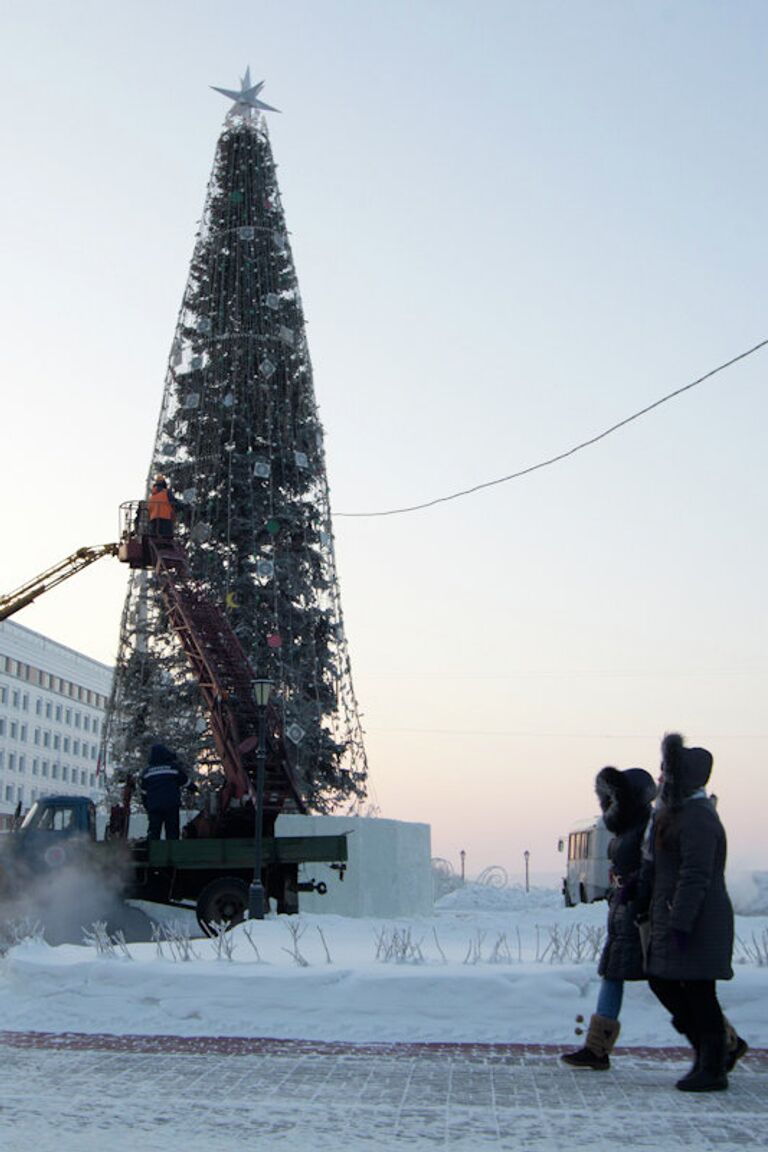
[147,474,177,538]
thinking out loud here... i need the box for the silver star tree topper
[211,67,281,116]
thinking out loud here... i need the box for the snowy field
[1,875,766,1049]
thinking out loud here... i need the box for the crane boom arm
[0,544,119,622]
[144,537,306,818]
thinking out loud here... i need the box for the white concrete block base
[276,814,433,918]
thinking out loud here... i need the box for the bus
[558,816,611,907]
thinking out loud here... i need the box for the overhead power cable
[335,336,768,518]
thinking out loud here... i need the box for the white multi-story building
[0,620,112,825]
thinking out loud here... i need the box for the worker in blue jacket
[140,743,191,840]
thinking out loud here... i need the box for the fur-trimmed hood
[659,732,713,809]
[595,765,657,834]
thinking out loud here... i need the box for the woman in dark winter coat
[561,765,656,1070]
[645,733,739,1092]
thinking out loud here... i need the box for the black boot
[674,1036,700,1087]
[676,1032,728,1093]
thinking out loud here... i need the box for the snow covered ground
[1,877,766,1049]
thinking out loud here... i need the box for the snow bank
[729,871,768,916]
[436,883,564,913]
[1,885,766,1047]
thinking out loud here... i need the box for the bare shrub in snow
[316,925,332,964]
[282,919,310,967]
[535,923,604,964]
[242,924,264,962]
[209,922,236,962]
[488,933,517,964]
[0,917,44,956]
[463,931,485,965]
[149,920,204,961]
[734,930,768,966]
[432,927,447,964]
[375,926,424,964]
[151,922,169,960]
[82,922,133,960]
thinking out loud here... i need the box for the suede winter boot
[676,1032,728,1092]
[561,1015,620,1071]
[724,1018,748,1072]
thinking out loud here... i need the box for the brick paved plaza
[0,1033,765,1151]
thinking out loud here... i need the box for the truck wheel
[196,877,249,936]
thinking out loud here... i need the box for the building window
[89,773,96,788]
[20,724,27,742]
[0,719,4,736]
[53,734,60,750]
[43,731,50,748]
[45,701,52,719]
[84,715,91,732]
[32,759,39,775]
[75,712,81,729]
[22,693,28,710]
[12,690,19,707]
[4,786,12,802]
[10,721,17,739]
[65,708,72,725]
[42,761,49,777]
[62,766,69,782]
[80,770,87,786]
[73,739,80,757]
[8,753,16,771]
[52,764,59,780]
[18,756,25,774]
[35,698,42,715]
[93,719,100,736]
[0,686,5,703]
[55,704,62,722]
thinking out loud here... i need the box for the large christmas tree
[105,72,368,812]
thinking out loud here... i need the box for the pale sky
[0,0,766,878]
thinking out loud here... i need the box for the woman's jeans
[596,978,624,1020]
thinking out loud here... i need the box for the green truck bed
[145,834,348,870]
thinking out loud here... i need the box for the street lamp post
[248,678,273,921]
